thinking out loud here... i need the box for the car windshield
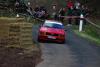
[43,23,64,29]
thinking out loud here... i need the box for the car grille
[46,32,59,36]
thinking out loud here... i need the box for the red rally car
[38,20,65,43]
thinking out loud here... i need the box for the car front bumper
[38,35,65,43]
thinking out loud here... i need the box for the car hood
[40,27,65,35]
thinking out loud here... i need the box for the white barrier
[79,14,84,32]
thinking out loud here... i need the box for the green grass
[73,25,100,46]
[74,30,100,46]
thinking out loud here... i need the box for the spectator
[73,8,81,25]
[73,0,81,25]
[65,0,74,25]
[74,0,81,10]
[67,6,74,25]
[33,6,48,20]
[15,1,28,13]
[39,6,48,19]
[15,1,20,13]
[81,5,89,25]
[58,8,66,22]
[33,5,40,18]
[51,4,58,20]
[27,6,33,15]
[66,0,74,10]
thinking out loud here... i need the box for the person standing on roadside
[58,8,66,22]
[74,0,81,10]
[73,0,81,25]
[33,5,40,18]
[81,5,89,25]
[67,0,74,10]
[66,0,74,25]
[51,4,58,20]
[15,0,20,13]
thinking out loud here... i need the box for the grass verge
[74,30,100,46]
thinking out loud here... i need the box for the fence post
[79,14,84,32]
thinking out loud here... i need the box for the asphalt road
[32,24,100,67]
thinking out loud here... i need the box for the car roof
[45,20,63,25]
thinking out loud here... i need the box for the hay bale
[0,18,34,48]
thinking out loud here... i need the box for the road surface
[32,24,100,67]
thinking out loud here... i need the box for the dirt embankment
[0,46,41,67]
